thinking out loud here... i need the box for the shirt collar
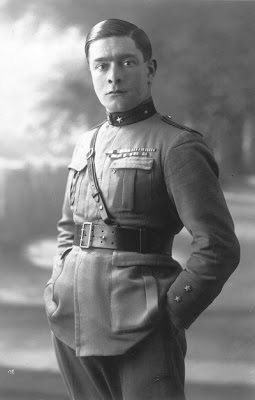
[106,98,157,126]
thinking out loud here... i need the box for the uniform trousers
[52,318,187,400]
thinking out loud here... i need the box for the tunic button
[99,205,103,210]
[113,169,116,173]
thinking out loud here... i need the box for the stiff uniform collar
[106,98,157,127]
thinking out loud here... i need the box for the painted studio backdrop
[0,1,254,400]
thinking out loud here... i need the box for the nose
[107,63,122,84]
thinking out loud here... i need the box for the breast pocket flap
[68,158,87,172]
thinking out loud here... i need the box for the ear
[147,58,157,84]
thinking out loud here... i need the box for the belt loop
[139,228,147,253]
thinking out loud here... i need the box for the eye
[122,59,136,67]
[95,63,108,71]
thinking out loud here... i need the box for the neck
[106,98,157,126]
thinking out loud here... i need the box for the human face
[88,36,156,112]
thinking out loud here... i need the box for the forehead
[88,36,143,62]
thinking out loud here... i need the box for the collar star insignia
[184,285,191,292]
[116,116,123,124]
[174,296,182,303]
[105,98,156,126]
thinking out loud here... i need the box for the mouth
[107,90,127,95]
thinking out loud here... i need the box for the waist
[73,222,173,254]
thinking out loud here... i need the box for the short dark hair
[85,19,152,62]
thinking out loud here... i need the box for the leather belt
[73,223,173,254]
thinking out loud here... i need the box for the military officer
[44,19,240,400]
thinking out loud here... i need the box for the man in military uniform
[44,19,240,400]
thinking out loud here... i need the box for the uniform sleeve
[164,131,240,330]
[56,171,75,256]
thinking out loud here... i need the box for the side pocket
[44,247,72,317]
[52,247,73,299]
[141,266,159,324]
[110,265,159,334]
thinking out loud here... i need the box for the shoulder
[150,113,207,153]
[69,120,106,169]
[159,114,203,137]
[75,120,106,149]
[84,120,107,140]
[159,115,218,177]
[87,120,107,133]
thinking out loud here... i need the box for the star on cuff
[174,296,182,303]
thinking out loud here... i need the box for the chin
[110,106,128,113]
[107,103,126,113]
[103,98,134,113]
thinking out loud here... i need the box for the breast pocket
[108,157,154,214]
[68,159,88,216]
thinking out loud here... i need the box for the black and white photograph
[0,1,254,399]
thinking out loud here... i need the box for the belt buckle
[80,222,93,249]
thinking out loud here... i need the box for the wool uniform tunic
[44,99,240,357]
